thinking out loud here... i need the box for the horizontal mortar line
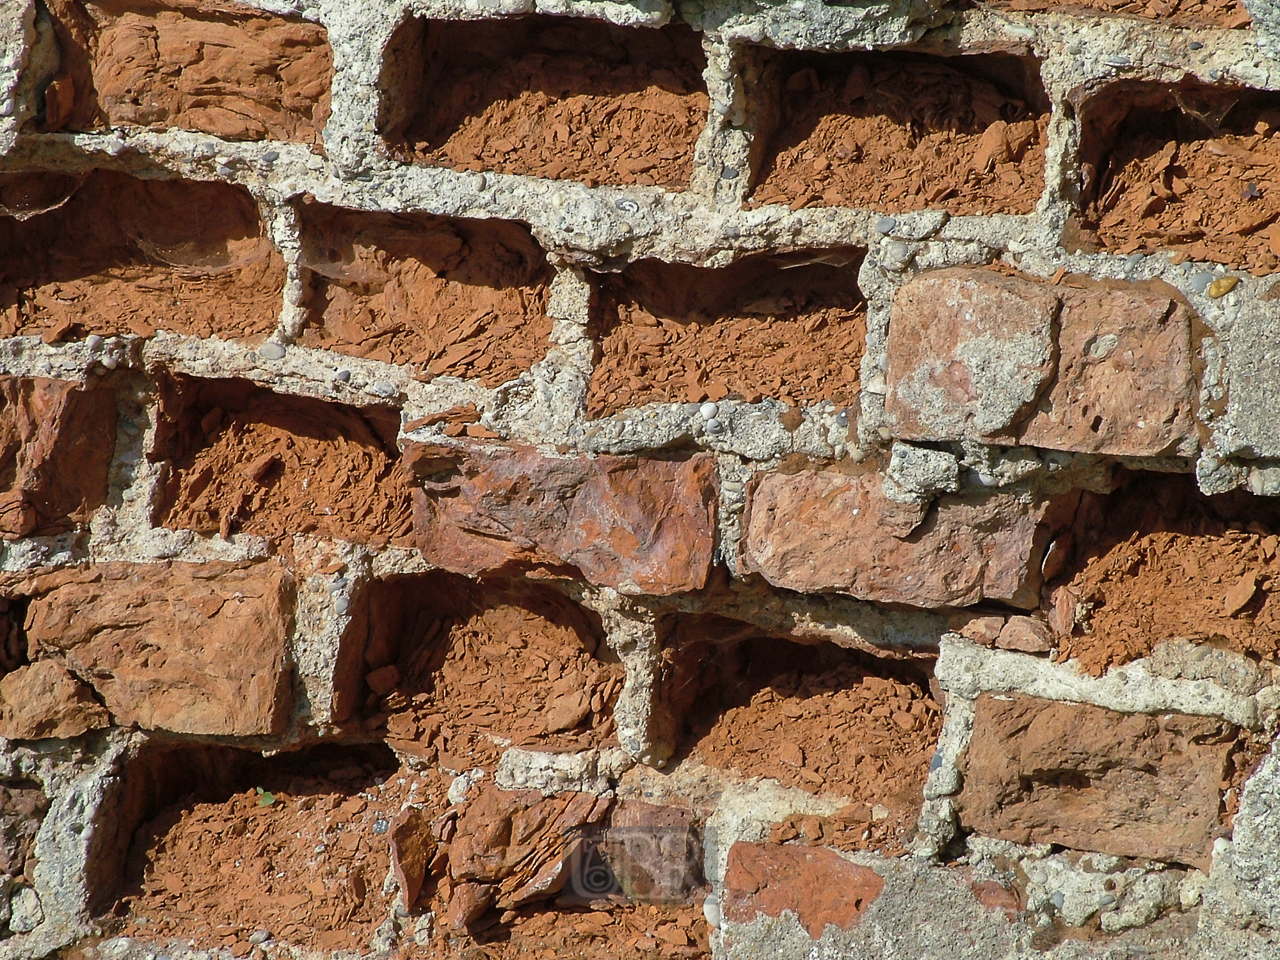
[651,588,947,656]
[936,633,1264,729]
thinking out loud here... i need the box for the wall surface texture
[1,0,1280,957]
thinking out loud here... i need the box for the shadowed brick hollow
[297,201,554,384]
[586,249,866,416]
[0,170,285,342]
[1044,472,1280,674]
[381,15,708,188]
[982,0,1251,29]
[750,50,1050,214]
[100,741,409,945]
[1077,80,1280,270]
[662,617,940,855]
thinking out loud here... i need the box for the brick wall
[0,0,1279,958]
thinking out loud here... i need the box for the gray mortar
[1204,740,1280,933]
[494,745,634,794]
[290,541,373,729]
[0,734,132,960]
[574,588,673,765]
[0,2,35,159]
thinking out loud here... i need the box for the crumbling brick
[0,170,285,342]
[406,442,717,595]
[384,16,707,188]
[40,0,332,142]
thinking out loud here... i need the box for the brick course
[0,0,1278,957]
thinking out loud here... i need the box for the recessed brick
[664,621,940,855]
[381,16,707,188]
[1045,473,1280,675]
[743,467,1073,608]
[155,377,413,546]
[297,202,553,385]
[406,442,717,595]
[1077,81,1280,269]
[5,561,294,737]
[984,0,1250,29]
[586,250,865,417]
[956,694,1235,870]
[40,0,332,142]
[0,170,285,342]
[354,572,619,768]
[0,377,116,538]
[885,268,1200,457]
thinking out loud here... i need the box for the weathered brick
[956,694,1233,870]
[0,377,116,538]
[10,562,294,737]
[886,269,1199,457]
[0,659,110,740]
[722,842,884,938]
[598,801,702,903]
[407,443,717,595]
[742,469,1072,608]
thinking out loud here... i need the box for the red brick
[407,443,717,595]
[885,269,1057,443]
[722,842,883,938]
[742,469,1072,608]
[0,377,116,538]
[0,659,110,740]
[956,694,1232,870]
[886,269,1199,456]
[12,561,293,736]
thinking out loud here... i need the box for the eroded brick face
[406,443,717,595]
[742,468,1075,608]
[956,695,1234,870]
[0,171,286,342]
[722,843,884,938]
[41,0,332,142]
[0,377,116,538]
